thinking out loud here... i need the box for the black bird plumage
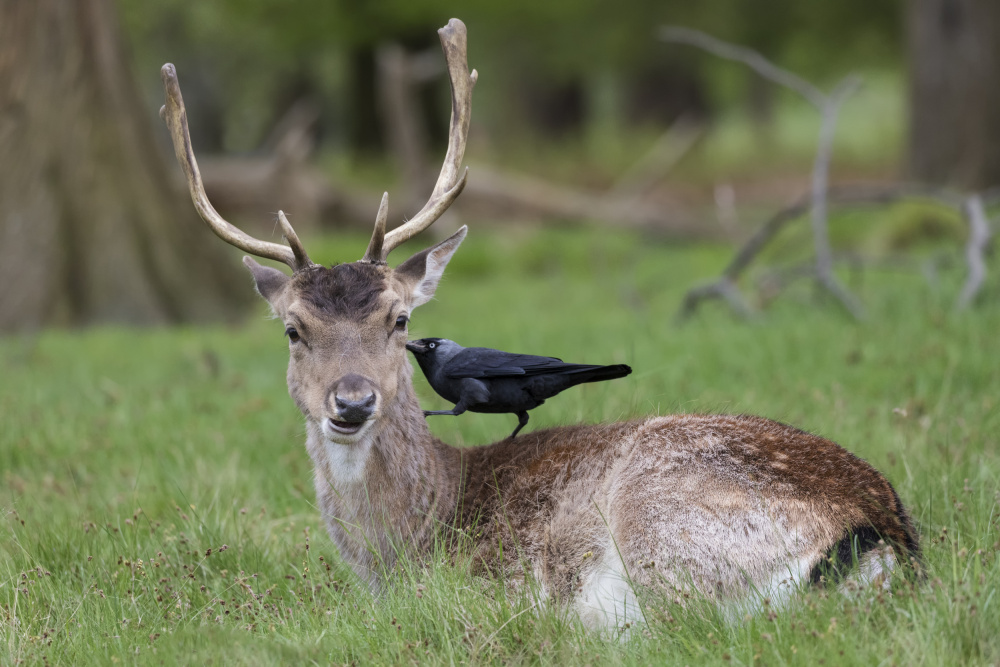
[406,338,632,438]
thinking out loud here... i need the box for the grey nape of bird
[406,338,632,438]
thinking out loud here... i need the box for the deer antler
[362,18,478,264]
[159,64,314,272]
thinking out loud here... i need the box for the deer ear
[243,256,291,303]
[394,226,467,308]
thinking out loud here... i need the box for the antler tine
[376,18,478,262]
[159,64,314,272]
[362,193,390,263]
[276,211,312,269]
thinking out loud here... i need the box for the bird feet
[508,411,530,439]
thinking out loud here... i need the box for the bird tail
[563,363,632,385]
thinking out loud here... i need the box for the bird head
[405,337,448,356]
[406,337,466,364]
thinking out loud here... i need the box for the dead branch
[957,194,992,310]
[675,183,994,319]
[662,26,865,318]
[676,197,808,319]
[659,27,826,109]
[464,163,709,237]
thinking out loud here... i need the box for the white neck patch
[308,420,376,485]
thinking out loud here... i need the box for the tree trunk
[0,0,251,332]
[907,0,1000,189]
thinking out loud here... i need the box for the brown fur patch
[441,415,919,601]
[717,415,919,558]
[293,263,386,318]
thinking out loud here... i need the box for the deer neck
[304,361,463,584]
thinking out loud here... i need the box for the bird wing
[442,348,612,379]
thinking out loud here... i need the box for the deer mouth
[327,418,366,435]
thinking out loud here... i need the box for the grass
[2,224,999,665]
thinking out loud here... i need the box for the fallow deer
[159,19,918,628]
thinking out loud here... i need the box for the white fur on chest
[307,421,375,486]
[323,439,374,483]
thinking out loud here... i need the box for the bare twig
[957,194,992,310]
[661,26,865,318]
[659,27,827,108]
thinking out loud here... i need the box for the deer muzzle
[326,373,379,436]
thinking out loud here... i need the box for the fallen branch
[464,162,710,236]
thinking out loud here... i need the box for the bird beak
[405,340,425,354]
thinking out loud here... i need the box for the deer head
[160,19,477,446]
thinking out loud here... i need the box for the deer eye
[285,327,301,343]
[394,315,409,331]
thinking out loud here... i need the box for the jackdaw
[406,338,632,438]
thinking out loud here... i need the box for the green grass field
[2,225,998,665]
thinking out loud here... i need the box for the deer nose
[334,393,377,423]
[330,373,379,423]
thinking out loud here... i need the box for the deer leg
[509,411,530,439]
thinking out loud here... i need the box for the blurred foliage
[750,200,971,278]
[870,201,968,253]
[119,0,905,159]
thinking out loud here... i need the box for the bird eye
[395,315,409,331]
[428,342,436,349]
[285,327,301,343]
